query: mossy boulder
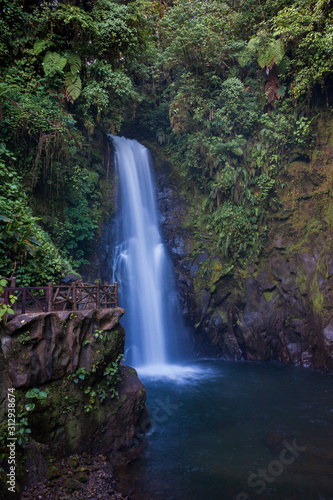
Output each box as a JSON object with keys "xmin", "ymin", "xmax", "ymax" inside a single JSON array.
[
  {"xmin": 65, "ymin": 478, "xmax": 84, "ymax": 491},
  {"xmin": 0, "ymin": 308, "xmax": 125, "ymax": 389},
  {"xmin": 0, "ymin": 308, "xmax": 150, "ymax": 494}
]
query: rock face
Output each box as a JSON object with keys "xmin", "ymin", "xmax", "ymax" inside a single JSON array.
[
  {"xmin": 153, "ymin": 137, "xmax": 333, "ymax": 373},
  {"xmin": 1, "ymin": 308, "xmax": 125, "ymax": 390},
  {"xmin": 0, "ymin": 308, "xmax": 149, "ymax": 485}
]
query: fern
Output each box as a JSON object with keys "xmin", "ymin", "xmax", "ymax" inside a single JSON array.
[
  {"xmin": 67, "ymin": 53, "xmax": 81, "ymax": 77},
  {"xmin": 257, "ymin": 39, "xmax": 284, "ymax": 69},
  {"xmin": 43, "ymin": 51, "xmax": 67, "ymax": 75},
  {"xmin": 65, "ymin": 73, "xmax": 82, "ymax": 102},
  {"xmin": 33, "ymin": 40, "xmax": 48, "ymax": 55},
  {"xmin": 0, "ymin": 83, "xmax": 20, "ymax": 97}
]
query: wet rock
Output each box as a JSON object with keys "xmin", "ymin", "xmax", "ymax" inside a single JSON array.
[
  {"xmin": 61, "ymin": 274, "xmax": 81, "ymax": 285},
  {"xmin": 190, "ymin": 263, "xmax": 199, "ymax": 276},
  {"xmin": 65, "ymin": 478, "xmax": 84, "ymax": 491},
  {"xmin": 210, "ymin": 278, "xmax": 232, "ymax": 307},
  {"xmin": 256, "ymin": 268, "xmax": 276, "ymax": 291},
  {"xmin": 0, "ymin": 308, "xmax": 150, "ymax": 497},
  {"xmin": 46, "ymin": 465, "xmax": 62, "ymax": 481},
  {"xmin": 198, "ymin": 252, "xmax": 209, "ymax": 262},
  {"xmin": 1, "ymin": 308, "xmax": 125, "ymax": 389},
  {"xmin": 75, "ymin": 469, "xmax": 89, "ymax": 483},
  {"xmin": 25, "ymin": 442, "xmax": 50, "ymax": 485},
  {"xmin": 153, "ymin": 144, "xmax": 333, "ymax": 372},
  {"xmin": 68, "ymin": 456, "xmax": 80, "ymax": 469}
]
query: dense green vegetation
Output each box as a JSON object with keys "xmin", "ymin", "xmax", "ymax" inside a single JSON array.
[{"xmin": 1, "ymin": 0, "xmax": 333, "ymax": 285}]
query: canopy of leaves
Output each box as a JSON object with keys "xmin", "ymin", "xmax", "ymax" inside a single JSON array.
[
  {"xmin": 134, "ymin": 0, "xmax": 332, "ymax": 263},
  {"xmin": 0, "ymin": 0, "xmax": 146, "ymax": 283},
  {"xmin": 1, "ymin": 0, "xmax": 333, "ymax": 280}
]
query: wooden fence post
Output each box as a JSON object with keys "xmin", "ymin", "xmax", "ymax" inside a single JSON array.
[
  {"xmin": 114, "ymin": 282, "xmax": 118, "ymax": 307},
  {"xmin": 73, "ymin": 282, "xmax": 77, "ymax": 311},
  {"xmin": 22, "ymin": 289, "xmax": 26, "ymax": 314},
  {"xmin": 96, "ymin": 282, "xmax": 100, "ymax": 309},
  {"xmin": 45, "ymin": 286, "xmax": 49, "ymax": 312},
  {"xmin": 47, "ymin": 283, "xmax": 53, "ymax": 312}
]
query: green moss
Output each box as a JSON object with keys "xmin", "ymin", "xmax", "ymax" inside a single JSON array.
[
  {"xmin": 217, "ymin": 309, "xmax": 228, "ymax": 324},
  {"xmin": 263, "ymin": 291, "xmax": 274, "ymax": 302},
  {"xmin": 310, "ymin": 272, "xmax": 324, "ymax": 314},
  {"xmin": 317, "ymin": 255, "xmax": 330, "ymax": 279},
  {"xmin": 117, "ymin": 394, "xmax": 127, "ymax": 406},
  {"xmin": 296, "ymin": 271, "xmax": 308, "ymax": 296},
  {"xmin": 46, "ymin": 465, "xmax": 62, "ymax": 480}
]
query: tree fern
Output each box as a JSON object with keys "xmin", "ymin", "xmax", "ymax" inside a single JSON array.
[
  {"xmin": 43, "ymin": 51, "xmax": 67, "ymax": 75},
  {"xmin": 65, "ymin": 73, "xmax": 82, "ymax": 102},
  {"xmin": 67, "ymin": 53, "xmax": 81, "ymax": 77},
  {"xmin": 33, "ymin": 40, "xmax": 48, "ymax": 55},
  {"xmin": 257, "ymin": 39, "xmax": 284, "ymax": 69}
]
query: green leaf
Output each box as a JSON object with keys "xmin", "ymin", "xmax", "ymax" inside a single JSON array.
[
  {"xmin": 36, "ymin": 391, "xmax": 47, "ymax": 399},
  {"xmin": 67, "ymin": 53, "xmax": 81, "ymax": 77},
  {"xmin": 231, "ymin": 146, "xmax": 243, "ymax": 156},
  {"xmin": 237, "ymin": 49, "xmax": 251, "ymax": 68},
  {"xmin": 257, "ymin": 39, "xmax": 284, "ymax": 69},
  {"xmin": 277, "ymin": 84, "xmax": 286, "ymax": 99},
  {"xmin": 25, "ymin": 403, "xmax": 36, "ymax": 412},
  {"xmin": 65, "ymin": 73, "xmax": 82, "ymax": 101},
  {"xmin": 43, "ymin": 51, "xmax": 67, "ymax": 75},
  {"xmin": 33, "ymin": 40, "xmax": 48, "ymax": 55},
  {"xmin": 26, "ymin": 388, "xmax": 39, "ymax": 398}
]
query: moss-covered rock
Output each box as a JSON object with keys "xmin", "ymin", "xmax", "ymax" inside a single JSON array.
[
  {"xmin": 0, "ymin": 308, "xmax": 125, "ymax": 389},
  {"xmin": 0, "ymin": 308, "xmax": 150, "ymax": 494},
  {"xmin": 146, "ymin": 118, "xmax": 333, "ymax": 371}
]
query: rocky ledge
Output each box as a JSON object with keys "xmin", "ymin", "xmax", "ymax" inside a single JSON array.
[{"xmin": 0, "ymin": 309, "xmax": 149, "ymax": 498}]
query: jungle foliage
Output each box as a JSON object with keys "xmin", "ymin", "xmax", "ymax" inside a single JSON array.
[
  {"xmin": 0, "ymin": 0, "xmax": 145, "ymax": 283},
  {"xmin": 1, "ymin": 0, "xmax": 333, "ymax": 282},
  {"xmin": 136, "ymin": 0, "xmax": 333, "ymax": 263}
]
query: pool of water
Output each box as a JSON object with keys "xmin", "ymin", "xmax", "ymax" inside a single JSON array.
[{"xmin": 116, "ymin": 360, "xmax": 333, "ymax": 500}]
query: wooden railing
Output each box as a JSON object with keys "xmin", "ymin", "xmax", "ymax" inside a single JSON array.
[{"xmin": 1, "ymin": 281, "xmax": 118, "ymax": 316}]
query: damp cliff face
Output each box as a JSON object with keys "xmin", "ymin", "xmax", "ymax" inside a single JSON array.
[
  {"xmin": 0, "ymin": 308, "xmax": 149, "ymax": 490},
  {"xmin": 150, "ymin": 116, "xmax": 333, "ymax": 373}
]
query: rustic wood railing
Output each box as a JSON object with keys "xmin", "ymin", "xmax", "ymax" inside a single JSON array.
[{"xmin": 0, "ymin": 280, "xmax": 118, "ymax": 316}]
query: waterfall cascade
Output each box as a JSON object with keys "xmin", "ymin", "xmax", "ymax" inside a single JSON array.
[{"xmin": 110, "ymin": 136, "xmax": 179, "ymax": 371}]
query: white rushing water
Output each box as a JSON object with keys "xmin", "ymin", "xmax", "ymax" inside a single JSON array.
[{"xmin": 110, "ymin": 136, "xmax": 180, "ymax": 371}]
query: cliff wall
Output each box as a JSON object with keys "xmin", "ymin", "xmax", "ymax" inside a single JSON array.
[{"xmin": 151, "ymin": 116, "xmax": 333, "ymax": 372}]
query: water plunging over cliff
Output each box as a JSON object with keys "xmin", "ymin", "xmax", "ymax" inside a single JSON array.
[{"xmin": 110, "ymin": 136, "xmax": 180, "ymax": 372}]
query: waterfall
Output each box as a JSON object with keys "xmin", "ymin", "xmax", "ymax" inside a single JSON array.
[{"xmin": 110, "ymin": 136, "xmax": 179, "ymax": 370}]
